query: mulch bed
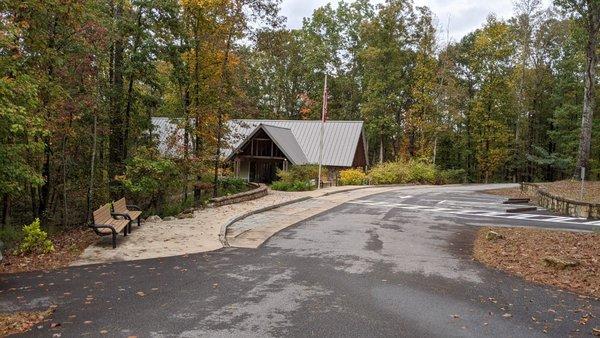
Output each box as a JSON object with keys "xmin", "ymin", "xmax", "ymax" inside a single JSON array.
[
  {"xmin": 0, "ymin": 227, "xmax": 97, "ymax": 274},
  {"xmin": 473, "ymin": 227, "xmax": 600, "ymax": 299},
  {"xmin": 0, "ymin": 307, "xmax": 55, "ymax": 337}
]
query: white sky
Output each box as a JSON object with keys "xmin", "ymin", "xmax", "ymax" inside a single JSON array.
[{"xmin": 280, "ymin": 0, "xmax": 553, "ymax": 43}]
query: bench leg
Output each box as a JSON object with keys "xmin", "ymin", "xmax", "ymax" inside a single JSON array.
[
  {"xmin": 123, "ymin": 226, "xmax": 127, "ymax": 237},
  {"xmin": 128, "ymin": 221, "xmax": 132, "ymax": 234},
  {"xmin": 138, "ymin": 218, "xmax": 141, "ymax": 227},
  {"xmin": 112, "ymin": 232, "xmax": 117, "ymax": 249}
]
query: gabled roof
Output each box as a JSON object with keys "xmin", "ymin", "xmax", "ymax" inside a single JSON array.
[
  {"xmin": 225, "ymin": 120, "xmax": 365, "ymax": 167},
  {"xmin": 150, "ymin": 117, "xmax": 367, "ymax": 167},
  {"xmin": 227, "ymin": 124, "xmax": 308, "ymax": 165}
]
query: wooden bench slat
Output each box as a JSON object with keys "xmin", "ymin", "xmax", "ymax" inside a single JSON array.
[
  {"xmin": 113, "ymin": 198, "xmax": 141, "ymax": 221},
  {"xmin": 93, "ymin": 204, "xmax": 112, "ymax": 224},
  {"xmin": 113, "ymin": 198, "xmax": 127, "ymax": 214}
]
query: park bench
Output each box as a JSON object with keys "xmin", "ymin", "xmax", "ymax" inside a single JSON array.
[
  {"xmin": 91, "ymin": 203, "xmax": 130, "ymax": 248},
  {"xmin": 112, "ymin": 198, "xmax": 142, "ymax": 228}
]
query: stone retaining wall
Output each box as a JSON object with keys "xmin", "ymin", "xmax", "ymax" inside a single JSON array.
[
  {"xmin": 521, "ymin": 182, "xmax": 600, "ymax": 219},
  {"xmin": 209, "ymin": 183, "xmax": 268, "ymax": 207}
]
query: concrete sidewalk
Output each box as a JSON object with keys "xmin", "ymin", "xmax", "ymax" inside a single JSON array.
[
  {"xmin": 73, "ymin": 185, "xmax": 394, "ymax": 266},
  {"xmin": 226, "ymin": 186, "xmax": 402, "ymax": 248}
]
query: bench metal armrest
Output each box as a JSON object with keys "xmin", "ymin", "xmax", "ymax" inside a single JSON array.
[
  {"xmin": 126, "ymin": 205, "xmax": 141, "ymax": 211},
  {"xmin": 111, "ymin": 213, "xmax": 131, "ymax": 220}
]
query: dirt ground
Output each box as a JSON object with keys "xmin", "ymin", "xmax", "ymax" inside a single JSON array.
[
  {"xmin": 481, "ymin": 187, "xmax": 529, "ymax": 199},
  {"xmin": 473, "ymin": 227, "xmax": 600, "ymax": 299},
  {"xmin": 540, "ymin": 180, "xmax": 600, "ymax": 204},
  {"xmin": 482, "ymin": 180, "xmax": 600, "ymax": 205},
  {"xmin": 0, "ymin": 228, "xmax": 97, "ymax": 274},
  {"xmin": 0, "ymin": 307, "xmax": 55, "ymax": 337}
]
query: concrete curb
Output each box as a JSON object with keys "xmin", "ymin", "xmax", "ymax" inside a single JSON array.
[
  {"xmin": 218, "ymin": 196, "xmax": 312, "ymax": 247},
  {"xmin": 217, "ymin": 185, "xmax": 387, "ymax": 247}
]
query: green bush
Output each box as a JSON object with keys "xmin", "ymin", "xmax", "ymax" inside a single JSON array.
[
  {"xmin": 408, "ymin": 161, "xmax": 436, "ymax": 184},
  {"xmin": 117, "ymin": 146, "xmax": 181, "ymax": 209},
  {"xmin": 218, "ymin": 177, "xmax": 247, "ymax": 193},
  {"xmin": 0, "ymin": 226, "xmax": 22, "ymax": 250},
  {"xmin": 18, "ymin": 218, "xmax": 54, "ymax": 254},
  {"xmin": 368, "ymin": 162, "xmax": 403, "ymax": 184},
  {"xmin": 271, "ymin": 180, "xmax": 313, "ymax": 191},
  {"xmin": 339, "ymin": 168, "xmax": 368, "ymax": 185},
  {"xmin": 276, "ymin": 164, "xmax": 327, "ymax": 183},
  {"xmin": 435, "ymin": 169, "xmax": 466, "ymax": 184},
  {"xmin": 368, "ymin": 160, "xmax": 454, "ymax": 185}
]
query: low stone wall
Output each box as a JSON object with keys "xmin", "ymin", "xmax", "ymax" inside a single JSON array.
[
  {"xmin": 209, "ymin": 183, "xmax": 268, "ymax": 207},
  {"xmin": 521, "ymin": 182, "xmax": 600, "ymax": 219}
]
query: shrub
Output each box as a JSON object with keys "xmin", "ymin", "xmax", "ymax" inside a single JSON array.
[
  {"xmin": 271, "ymin": 180, "xmax": 313, "ymax": 191},
  {"xmin": 339, "ymin": 168, "xmax": 367, "ymax": 185},
  {"xmin": 0, "ymin": 226, "xmax": 22, "ymax": 249},
  {"xmin": 218, "ymin": 177, "xmax": 247, "ymax": 192},
  {"xmin": 435, "ymin": 169, "xmax": 466, "ymax": 184},
  {"xmin": 408, "ymin": 160, "xmax": 436, "ymax": 184},
  {"xmin": 276, "ymin": 164, "xmax": 327, "ymax": 184},
  {"xmin": 18, "ymin": 218, "xmax": 54, "ymax": 254},
  {"xmin": 117, "ymin": 146, "xmax": 181, "ymax": 209},
  {"xmin": 368, "ymin": 160, "xmax": 444, "ymax": 185},
  {"xmin": 368, "ymin": 162, "xmax": 402, "ymax": 184}
]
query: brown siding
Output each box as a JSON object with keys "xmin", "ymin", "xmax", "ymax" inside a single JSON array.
[{"xmin": 352, "ymin": 132, "xmax": 367, "ymax": 168}]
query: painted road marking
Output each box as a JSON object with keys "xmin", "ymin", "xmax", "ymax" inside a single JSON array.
[{"xmin": 348, "ymin": 200, "xmax": 599, "ymax": 227}]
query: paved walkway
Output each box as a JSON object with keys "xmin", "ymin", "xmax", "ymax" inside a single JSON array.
[
  {"xmin": 226, "ymin": 186, "xmax": 401, "ymax": 248},
  {"xmin": 74, "ymin": 186, "xmax": 391, "ymax": 266},
  {"xmin": 4, "ymin": 184, "xmax": 598, "ymax": 337}
]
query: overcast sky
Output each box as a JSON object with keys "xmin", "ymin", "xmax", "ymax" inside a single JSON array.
[{"xmin": 280, "ymin": 0, "xmax": 553, "ymax": 43}]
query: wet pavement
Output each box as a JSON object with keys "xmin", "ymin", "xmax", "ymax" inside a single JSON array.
[{"xmin": 1, "ymin": 184, "xmax": 599, "ymax": 337}]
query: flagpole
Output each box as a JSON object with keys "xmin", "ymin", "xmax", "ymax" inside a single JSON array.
[{"xmin": 318, "ymin": 74, "xmax": 327, "ymax": 189}]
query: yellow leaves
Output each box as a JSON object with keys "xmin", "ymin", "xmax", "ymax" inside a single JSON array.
[{"xmin": 180, "ymin": 0, "xmax": 230, "ymax": 11}]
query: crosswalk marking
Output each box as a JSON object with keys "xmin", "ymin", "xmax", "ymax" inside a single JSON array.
[{"xmin": 348, "ymin": 200, "xmax": 599, "ymax": 227}]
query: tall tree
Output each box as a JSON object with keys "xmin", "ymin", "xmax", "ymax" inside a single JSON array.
[{"xmin": 555, "ymin": 0, "xmax": 600, "ymax": 178}]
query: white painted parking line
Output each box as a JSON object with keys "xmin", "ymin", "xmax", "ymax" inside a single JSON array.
[{"xmin": 348, "ymin": 199, "xmax": 599, "ymax": 227}]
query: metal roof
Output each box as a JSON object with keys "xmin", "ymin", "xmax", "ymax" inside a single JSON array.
[
  {"xmin": 150, "ymin": 117, "xmax": 189, "ymax": 157},
  {"xmin": 150, "ymin": 117, "xmax": 366, "ymax": 167},
  {"xmin": 261, "ymin": 124, "xmax": 309, "ymax": 165},
  {"xmin": 226, "ymin": 124, "xmax": 308, "ymax": 165},
  {"xmin": 225, "ymin": 119, "xmax": 365, "ymax": 167}
]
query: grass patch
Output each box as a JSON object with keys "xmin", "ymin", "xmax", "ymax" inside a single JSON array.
[{"xmin": 474, "ymin": 227, "xmax": 600, "ymax": 298}]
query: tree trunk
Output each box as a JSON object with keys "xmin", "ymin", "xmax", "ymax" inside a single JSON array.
[
  {"xmin": 86, "ymin": 115, "xmax": 98, "ymax": 224},
  {"xmin": 192, "ymin": 13, "xmax": 203, "ymax": 203},
  {"xmin": 213, "ymin": 11, "xmax": 237, "ymax": 198},
  {"xmin": 39, "ymin": 15, "xmax": 59, "ymax": 225},
  {"xmin": 123, "ymin": 6, "xmax": 144, "ymax": 159},
  {"xmin": 109, "ymin": 0, "xmax": 126, "ymax": 197},
  {"xmin": 379, "ymin": 133, "xmax": 384, "ymax": 163},
  {"xmin": 62, "ymin": 136, "xmax": 68, "ymax": 227},
  {"xmin": 2, "ymin": 195, "xmax": 9, "ymax": 229},
  {"xmin": 573, "ymin": 7, "xmax": 598, "ymax": 179}
]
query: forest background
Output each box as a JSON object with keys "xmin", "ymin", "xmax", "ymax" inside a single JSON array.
[{"xmin": 1, "ymin": 0, "xmax": 598, "ymax": 229}]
